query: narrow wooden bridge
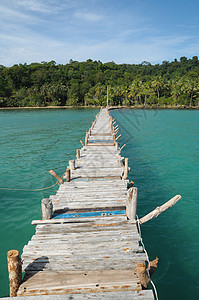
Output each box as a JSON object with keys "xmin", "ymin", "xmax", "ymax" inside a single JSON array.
[{"xmin": 6, "ymin": 108, "xmax": 156, "ymax": 299}]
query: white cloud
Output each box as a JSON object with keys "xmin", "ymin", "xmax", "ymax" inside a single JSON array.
[{"xmin": 74, "ymin": 10, "xmax": 103, "ymax": 22}]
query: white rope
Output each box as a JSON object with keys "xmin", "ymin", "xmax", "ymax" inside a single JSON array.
[{"xmin": 136, "ymin": 215, "xmax": 159, "ymax": 300}]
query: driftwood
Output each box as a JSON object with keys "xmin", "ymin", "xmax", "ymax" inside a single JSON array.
[
  {"xmin": 139, "ymin": 195, "xmax": 182, "ymax": 224},
  {"xmin": 48, "ymin": 170, "xmax": 64, "ymax": 184},
  {"xmin": 7, "ymin": 250, "xmax": 22, "ymax": 297},
  {"xmin": 137, "ymin": 257, "xmax": 159, "ymax": 289}
]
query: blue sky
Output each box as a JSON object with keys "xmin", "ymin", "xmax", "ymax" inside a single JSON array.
[{"xmin": 1, "ymin": 0, "xmax": 199, "ymax": 66}]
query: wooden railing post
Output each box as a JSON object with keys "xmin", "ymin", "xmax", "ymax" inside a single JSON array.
[
  {"xmin": 76, "ymin": 149, "xmax": 80, "ymax": 159},
  {"xmin": 66, "ymin": 168, "xmax": 71, "ymax": 182},
  {"xmin": 117, "ymin": 155, "xmax": 123, "ymax": 166},
  {"xmin": 123, "ymin": 158, "xmax": 129, "ymax": 179},
  {"xmin": 116, "ymin": 134, "xmax": 121, "ymax": 141},
  {"xmin": 69, "ymin": 159, "xmax": 75, "ymax": 170},
  {"xmin": 41, "ymin": 198, "xmax": 53, "ymax": 220},
  {"xmin": 113, "ymin": 133, "xmax": 116, "ymax": 145},
  {"xmin": 7, "ymin": 250, "xmax": 22, "ymax": 297},
  {"xmin": 126, "ymin": 187, "xmax": 137, "ymax": 220},
  {"xmin": 85, "ymin": 133, "xmax": 89, "ymax": 146},
  {"xmin": 80, "ymin": 140, "xmax": 84, "ymax": 147}
]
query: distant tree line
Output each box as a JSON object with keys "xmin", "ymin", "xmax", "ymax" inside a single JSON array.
[{"xmin": 0, "ymin": 56, "xmax": 199, "ymax": 107}]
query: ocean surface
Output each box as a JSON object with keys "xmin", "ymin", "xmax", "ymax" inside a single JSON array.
[{"xmin": 0, "ymin": 108, "xmax": 198, "ymax": 299}]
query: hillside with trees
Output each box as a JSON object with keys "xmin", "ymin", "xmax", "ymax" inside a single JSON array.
[{"xmin": 0, "ymin": 56, "xmax": 199, "ymax": 107}]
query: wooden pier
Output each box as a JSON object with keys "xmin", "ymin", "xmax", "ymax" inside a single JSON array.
[{"xmin": 6, "ymin": 108, "xmax": 156, "ymax": 299}]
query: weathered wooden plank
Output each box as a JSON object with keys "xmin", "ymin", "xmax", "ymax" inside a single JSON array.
[
  {"xmin": 3, "ymin": 290, "xmax": 154, "ymax": 299},
  {"xmin": 17, "ymin": 270, "xmax": 141, "ymax": 296}
]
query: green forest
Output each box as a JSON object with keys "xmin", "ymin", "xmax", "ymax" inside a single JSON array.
[{"xmin": 0, "ymin": 56, "xmax": 199, "ymax": 108}]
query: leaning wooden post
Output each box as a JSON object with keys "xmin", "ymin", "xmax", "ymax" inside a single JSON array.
[
  {"xmin": 76, "ymin": 149, "xmax": 80, "ymax": 159},
  {"xmin": 123, "ymin": 158, "xmax": 129, "ymax": 179},
  {"xmin": 139, "ymin": 195, "xmax": 182, "ymax": 224},
  {"xmin": 41, "ymin": 198, "xmax": 53, "ymax": 220},
  {"xmin": 7, "ymin": 250, "xmax": 22, "ymax": 297},
  {"xmin": 120, "ymin": 143, "xmax": 126, "ymax": 151},
  {"xmin": 48, "ymin": 170, "xmax": 64, "ymax": 184},
  {"xmin": 80, "ymin": 140, "xmax": 84, "ymax": 147},
  {"xmin": 69, "ymin": 159, "xmax": 75, "ymax": 170},
  {"xmin": 126, "ymin": 187, "xmax": 137, "ymax": 220},
  {"xmin": 66, "ymin": 168, "xmax": 71, "ymax": 182},
  {"xmin": 116, "ymin": 134, "xmax": 121, "ymax": 141}
]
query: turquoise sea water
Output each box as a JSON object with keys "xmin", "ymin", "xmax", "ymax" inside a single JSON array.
[{"xmin": 0, "ymin": 108, "xmax": 198, "ymax": 299}]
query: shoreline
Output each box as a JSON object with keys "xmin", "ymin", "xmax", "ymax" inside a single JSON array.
[{"xmin": 0, "ymin": 105, "xmax": 198, "ymax": 110}]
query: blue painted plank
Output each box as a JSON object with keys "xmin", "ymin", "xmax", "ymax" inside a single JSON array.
[{"xmin": 52, "ymin": 210, "xmax": 126, "ymax": 219}]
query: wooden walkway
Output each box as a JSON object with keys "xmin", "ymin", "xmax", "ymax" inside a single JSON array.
[{"xmin": 15, "ymin": 108, "xmax": 154, "ymax": 299}]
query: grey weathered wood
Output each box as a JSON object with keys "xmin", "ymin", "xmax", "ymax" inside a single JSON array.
[
  {"xmin": 41, "ymin": 198, "xmax": 53, "ymax": 220},
  {"xmin": 123, "ymin": 157, "xmax": 129, "ymax": 180},
  {"xmin": 69, "ymin": 159, "xmax": 75, "ymax": 170},
  {"xmin": 4, "ymin": 290, "xmax": 154, "ymax": 299},
  {"xmin": 76, "ymin": 149, "xmax": 80, "ymax": 159},
  {"xmin": 126, "ymin": 187, "xmax": 138, "ymax": 221}
]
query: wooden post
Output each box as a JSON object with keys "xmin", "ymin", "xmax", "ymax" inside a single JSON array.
[
  {"xmin": 76, "ymin": 149, "xmax": 80, "ymax": 159},
  {"xmin": 69, "ymin": 159, "xmax": 75, "ymax": 170},
  {"xmin": 48, "ymin": 170, "xmax": 64, "ymax": 184},
  {"xmin": 120, "ymin": 144, "xmax": 126, "ymax": 151},
  {"xmin": 113, "ymin": 133, "xmax": 116, "ymax": 145},
  {"xmin": 85, "ymin": 133, "xmax": 89, "ymax": 146},
  {"xmin": 66, "ymin": 168, "xmax": 70, "ymax": 182},
  {"xmin": 123, "ymin": 158, "xmax": 128, "ymax": 179},
  {"xmin": 80, "ymin": 140, "xmax": 84, "ymax": 147},
  {"xmin": 117, "ymin": 155, "xmax": 123, "ymax": 166},
  {"xmin": 136, "ymin": 263, "xmax": 150, "ymax": 289},
  {"xmin": 116, "ymin": 134, "xmax": 121, "ymax": 141},
  {"xmin": 41, "ymin": 198, "xmax": 53, "ymax": 220},
  {"xmin": 7, "ymin": 250, "xmax": 22, "ymax": 297},
  {"xmin": 137, "ymin": 257, "xmax": 159, "ymax": 289},
  {"xmin": 126, "ymin": 187, "xmax": 137, "ymax": 220}
]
